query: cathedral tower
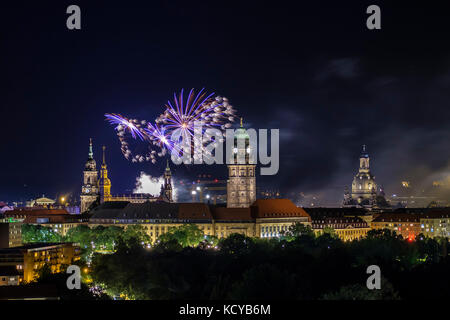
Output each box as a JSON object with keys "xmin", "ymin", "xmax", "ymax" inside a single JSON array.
[
  {"xmin": 226, "ymin": 118, "xmax": 256, "ymax": 208},
  {"xmin": 160, "ymin": 160, "xmax": 173, "ymax": 202},
  {"xmin": 99, "ymin": 146, "xmax": 112, "ymax": 203},
  {"xmin": 350, "ymin": 145, "xmax": 377, "ymax": 205},
  {"xmin": 80, "ymin": 138, "xmax": 99, "ymax": 212}
]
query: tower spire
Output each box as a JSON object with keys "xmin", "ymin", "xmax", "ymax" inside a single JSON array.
[
  {"xmin": 360, "ymin": 144, "xmax": 369, "ymax": 158},
  {"xmin": 102, "ymin": 146, "xmax": 106, "ymax": 165},
  {"xmin": 240, "ymin": 117, "xmax": 243, "ymax": 128},
  {"xmin": 88, "ymin": 138, "xmax": 93, "ymax": 159}
]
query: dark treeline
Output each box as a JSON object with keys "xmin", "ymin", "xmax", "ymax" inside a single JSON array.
[{"xmin": 90, "ymin": 224, "xmax": 450, "ymax": 300}]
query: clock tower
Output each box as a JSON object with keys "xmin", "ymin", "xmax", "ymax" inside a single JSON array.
[
  {"xmin": 80, "ymin": 138, "xmax": 99, "ymax": 212},
  {"xmin": 226, "ymin": 118, "xmax": 256, "ymax": 208}
]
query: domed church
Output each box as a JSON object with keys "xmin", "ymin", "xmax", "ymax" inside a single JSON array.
[{"xmin": 343, "ymin": 145, "xmax": 380, "ymax": 209}]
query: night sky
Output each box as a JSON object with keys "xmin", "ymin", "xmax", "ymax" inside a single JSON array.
[{"xmin": 2, "ymin": 1, "xmax": 450, "ymax": 205}]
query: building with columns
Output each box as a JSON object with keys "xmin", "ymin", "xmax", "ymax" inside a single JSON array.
[{"xmin": 226, "ymin": 119, "xmax": 256, "ymax": 208}]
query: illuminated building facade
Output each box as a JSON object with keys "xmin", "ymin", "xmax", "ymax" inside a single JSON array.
[
  {"xmin": 419, "ymin": 209, "xmax": 450, "ymax": 238},
  {"xmin": 0, "ymin": 222, "xmax": 22, "ymax": 248},
  {"xmin": 26, "ymin": 196, "xmax": 56, "ymax": 208},
  {"xmin": 311, "ymin": 217, "xmax": 370, "ymax": 241},
  {"xmin": 3, "ymin": 209, "xmax": 89, "ymax": 236},
  {"xmin": 343, "ymin": 145, "xmax": 382, "ymax": 209},
  {"xmin": 371, "ymin": 214, "xmax": 421, "ymax": 240},
  {"xmin": 0, "ymin": 243, "xmax": 80, "ymax": 283},
  {"xmin": 89, "ymin": 199, "xmax": 311, "ymax": 243},
  {"xmin": 371, "ymin": 208, "xmax": 450, "ymax": 239},
  {"xmin": 80, "ymin": 139, "xmax": 99, "ymax": 213},
  {"xmin": 227, "ymin": 119, "xmax": 256, "ymax": 208}
]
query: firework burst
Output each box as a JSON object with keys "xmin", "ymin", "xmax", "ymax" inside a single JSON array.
[
  {"xmin": 105, "ymin": 88, "xmax": 237, "ymax": 164},
  {"xmin": 105, "ymin": 113, "xmax": 158, "ymax": 163},
  {"xmin": 156, "ymin": 88, "xmax": 236, "ymax": 137}
]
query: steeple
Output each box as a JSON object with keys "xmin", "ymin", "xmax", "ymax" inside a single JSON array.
[
  {"xmin": 88, "ymin": 138, "xmax": 94, "ymax": 159},
  {"xmin": 102, "ymin": 146, "xmax": 106, "ymax": 167},
  {"xmin": 99, "ymin": 145, "xmax": 111, "ymax": 202},
  {"xmin": 160, "ymin": 159, "xmax": 173, "ymax": 202},
  {"xmin": 81, "ymin": 138, "xmax": 99, "ymax": 212},
  {"xmin": 165, "ymin": 159, "xmax": 170, "ymax": 172},
  {"xmin": 84, "ymin": 138, "xmax": 97, "ymax": 171},
  {"xmin": 360, "ymin": 144, "xmax": 369, "ymax": 158}
]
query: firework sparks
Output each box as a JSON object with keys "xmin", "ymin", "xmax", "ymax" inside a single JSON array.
[
  {"xmin": 157, "ymin": 88, "xmax": 236, "ymax": 137},
  {"xmin": 105, "ymin": 88, "xmax": 237, "ymax": 164}
]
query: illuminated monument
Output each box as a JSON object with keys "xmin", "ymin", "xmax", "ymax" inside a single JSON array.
[
  {"xmin": 80, "ymin": 139, "xmax": 174, "ymax": 213},
  {"xmin": 226, "ymin": 119, "xmax": 256, "ymax": 208},
  {"xmin": 343, "ymin": 145, "xmax": 379, "ymax": 208},
  {"xmin": 80, "ymin": 139, "xmax": 99, "ymax": 213}
]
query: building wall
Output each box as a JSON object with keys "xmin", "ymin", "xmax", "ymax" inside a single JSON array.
[
  {"xmin": 227, "ymin": 165, "xmax": 256, "ymax": 208},
  {"xmin": 0, "ymin": 223, "xmax": 22, "ymax": 248},
  {"xmin": 0, "ymin": 243, "xmax": 80, "ymax": 283},
  {"xmin": 371, "ymin": 220, "xmax": 421, "ymax": 240},
  {"xmin": 314, "ymin": 227, "xmax": 371, "ymax": 242},
  {"xmin": 420, "ymin": 217, "xmax": 450, "ymax": 238},
  {"xmin": 257, "ymin": 217, "xmax": 311, "ymax": 238},
  {"xmin": 0, "ymin": 274, "xmax": 20, "ymax": 286},
  {"xmin": 90, "ymin": 218, "xmax": 313, "ymax": 243},
  {"xmin": 22, "ymin": 244, "xmax": 80, "ymax": 282}
]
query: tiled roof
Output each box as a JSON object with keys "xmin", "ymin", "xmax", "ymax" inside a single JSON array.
[
  {"xmin": 372, "ymin": 213, "xmax": 421, "ymax": 223},
  {"xmin": 211, "ymin": 207, "xmax": 253, "ymax": 221},
  {"xmin": 5, "ymin": 209, "xmax": 69, "ymax": 216},
  {"xmin": 251, "ymin": 199, "xmax": 310, "ymax": 219},
  {"xmin": 122, "ymin": 201, "xmax": 179, "ymax": 219},
  {"xmin": 420, "ymin": 209, "xmax": 450, "ymax": 219},
  {"xmin": 90, "ymin": 199, "xmax": 312, "ymax": 222},
  {"xmin": 91, "ymin": 201, "xmax": 179, "ymax": 220},
  {"xmin": 179, "ymin": 203, "xmax": 213, "ymax": 220},
  {"xmin": 304, "ymin": 207, "xmax": 369, "ymax": 218}
]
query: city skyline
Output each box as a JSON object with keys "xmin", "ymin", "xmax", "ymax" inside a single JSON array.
[{"xmin": 2, "ymin": 2, "xmax": 450, "ymax": 206}]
